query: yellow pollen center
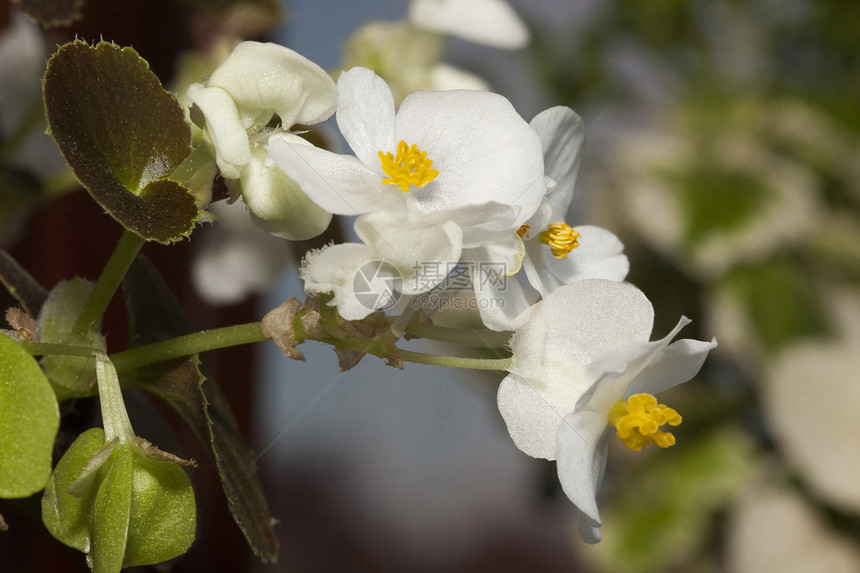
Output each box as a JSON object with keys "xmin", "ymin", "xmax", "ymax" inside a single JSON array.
[
  {"xmin": 378, "ymin": 140, "xmax": 439, "ymax": 192},
  {"xmin": 608, "ymin": 393, "xmax": 682, "ymax": 451},
  {"xmin": 517, "ymin": 224, "xmax": 531, "ymax": 238},
  {"xmin": 538, "ymin": 222, "xmax": 580, "ymax": 258}
]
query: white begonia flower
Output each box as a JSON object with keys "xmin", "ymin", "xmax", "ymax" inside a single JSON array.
[
  {"xmin": 409, "ymin": 0, "xmax": 530, "ymax": 49},
  {"xmin": 187, "ymin": 41, "xmax": 336, "ymax": 239},
  {"xmin": 765, "ymin": 337, "xmax": 860, "ymax": 512},
  {"xmin": 269, "ymin": 66, "xmax": 545, "ymax": 319},
  {"xmin": 728, "ymin": 486, "xmax": 860, "ymax": 573},
  {"xmin": 472, "ymin": 106, "xmax": 629, "ymax": 331},
  {"xmin": 192, "ymin": 200, "xmax": 293, "ymax": 305},
  {"xmin": 497, "ymin": 279, "xmax": 716, "ymax": 542}
]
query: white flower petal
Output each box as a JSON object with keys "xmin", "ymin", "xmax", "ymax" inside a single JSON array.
[
  {"xmin": 577, "ymin": 317, "xmax": 694, "ymax": 414},
  {"xmin": 300, "ymin": 243, "xmax": 381, "ymax": 320},
  {"xmin": 240, "ymin": 142, "xmax": 332, "ymax": 240},
  {"xmin": 267, "ymin": 134, "xmax": 401, "ymax": 215},
  {"xmin": 394, "ymin": 89, "xmax": 545, "ymax": 220},
  {"xmin": 465, "ymin": 247, "xmax": 534, "ymax": 331},
  {"xmin": 627, "ymin": 336, "xmax": 717, "ymax": 397},
  {"xmin": 511, "ymin": 280, "xmax": 654, "ymax": 385},
  {"xmin": 355, "ymin": 210, "xmax": 463, "ymax": 295},
  {"xmin": 451, "ymin": 202, "xmax": 523, "ymax": 246},
  {"xmin": 497, "ymin": 373, "xmax": 567, "ymax": 460},
  {"xmin": 409, "ymin": 0, "xmax": 530, "ymax": 49},
  {"xmin": 542, "ymin": 225, "xmax": 630, "ymax": 288},
  {"xmin": 207, "ymin": 41, "xmax": 337, "ymax": 129},
  {"xmin": 336, "ymin": 67, "xmax": 397, "ymax": 170},
  {"xmin": 188, "ymin": 83, "xmax": 250, "ymax": 179},
  {"xmin": 556, "ymin": 412, "xmax": 611, "ymax": 524},
  {"xmin": 530, "ymin": 106, "xmax": 585, "ymax": 216}
]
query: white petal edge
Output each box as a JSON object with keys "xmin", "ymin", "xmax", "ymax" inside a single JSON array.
[
  {"xmin": 530, "ymin": 106, "xmax": 585, "ymax": 216},
  {"xmin": 188, "ymin": 83, "xmax": 250, "ymax": 179}
]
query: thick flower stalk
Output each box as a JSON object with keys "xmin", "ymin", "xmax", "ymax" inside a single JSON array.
[
  {"xmin": 497, "ymin": 279, "xmax": 716, "ymax": 542},
  {"xmin": 269, "ymin": 67, "xmax": 546, "ymax": 319}
]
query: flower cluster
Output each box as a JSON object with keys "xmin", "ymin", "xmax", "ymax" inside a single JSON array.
[{"xmin": 190, "ymin": 39, "xmax": 716, "ymax": 543}]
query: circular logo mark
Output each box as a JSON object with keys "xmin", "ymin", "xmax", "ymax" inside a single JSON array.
[{"xmin": 352, "ymin": 260, "xmax": 402, "ymax": 312}]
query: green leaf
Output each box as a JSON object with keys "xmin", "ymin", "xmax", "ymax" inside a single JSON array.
[
  {"xmin": 0, "ymin": 334, "xmax": 60, "ymax": 497},
  {"xmin": 43, "ymin": 41, "xmax": 198, "ymax": 243},
  {"xmin": 121, "ymin": 257, "xmax": 278, "ymax": 562},
  {"xmin": 723, "ymin": 259, "xmax": 830, "ymax": 353},
  {"xmin": 0, "ymin": 247, "xmax": 47, "ymax": 317},
  {"xmin": 37, "ymin": 278, "xmax": 106, "ymax": 400}
]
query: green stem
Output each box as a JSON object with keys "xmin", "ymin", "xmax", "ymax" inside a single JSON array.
[
  {"xmin": 21, "ymin": 340, "xmax": 101, "ymax": 358},
  {"xmin": 95, "ymin": 354, "xmax": 134, "ymax": 443},
  {"xmin": 72, "ymin": 230, "xmax": 145, "ymax": 337},
  {"xmin": 405, "ymin": 322, "xmax": 512, "ymax": 349},
  {"xmin": 168, "ymin": 145, "xmax": 211, "ymax": 186},
  {"xmin": 111, "ymin": 322, "xmax": 267, "ymax": 372},
  {"xmin": 0, "ymin": 99, "xmax": 44, "ymax": 161},
  {"xmin": 110, "ymin": 321, "xmax": 512, "ymax": 373}
]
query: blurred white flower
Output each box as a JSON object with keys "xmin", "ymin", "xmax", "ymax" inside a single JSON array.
[
  {"xmin": 727, "ymin": 486, "xmax": 860, "ymax": 573},
  {"xmin": 191, "ymin": 200, "xmax": 293, "ymax": 305},
  {"xmin": 270, "ymin": 67, "xmax": 545, "ymax": 319},
  {"xmin": 765, "ymin": 329, "xmax": 860, "ymax": 512},
  {"xmin": 497, "ymin": 279, "xmax": 715, "ymax": 542},
  {"xmin": 614, "ymin": 128, "xmax": 820, "ymax": 278},
  {"xmin": 408, "ymin": 0, "xmax": 529, "ymax": 49}
]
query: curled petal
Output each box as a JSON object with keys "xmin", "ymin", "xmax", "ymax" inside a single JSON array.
[
  {"xmin": 557, "ymin": 414, "xmax": 611, "ymax": 532},
  {"xmin": 240, "ymin": 141, "xmax": 332, "ymax": 240},
  {"xmin": 207, "ymin": 41, "xmax": 337, "ymax": 129},
  {"xmin": 300, "ymin": 243, "xmax": 381, "ymax": 320},
  {"xmin": 188, "ymin": 84, "xmax": 249, "ymax": 179}
]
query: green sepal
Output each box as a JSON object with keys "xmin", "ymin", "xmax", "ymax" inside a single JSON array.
[
  {"xmin": 43, "ymin": 40, "xmax": 198, "ymax": 243},
  {"xmin": 0, "ymin": 334, "xmax": 60, "ymax": 497},
  {"xmin": 41, "ymin": 428, "xmax": 196, "ymax": 571},
  {"xmin": 37, "ymin": 278, "xmax": 106, "ymax": 400}
]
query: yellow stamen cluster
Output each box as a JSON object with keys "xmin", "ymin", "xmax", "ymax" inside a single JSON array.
[
  {"xmin": 378, "ymin": 140, "xmax": 439, "ymax": 192},
  {"xmin": 517, "ymin": 224, "xmax": 531, "ymax": 239},
  {"xmin": 538, "ymin": 222, "xmax": 580, "ymax": 258},
  {"xmin": 608, "ymin": 393, "xmax": 682, "ymax": 451}
]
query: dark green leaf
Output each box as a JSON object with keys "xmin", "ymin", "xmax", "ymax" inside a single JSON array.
[
  {"xmin": 43, "ymin": 41, "xmax": 198, "ymax": 243},
  {"xmin": 0, "ymin": 247, "xmax": 47, "ymax": 316},
  {"xmin": 12, "ymin": 0, "xmax": 85, "ymax": 28},
  {"xmin": 0, "ymin": 333, "xmax": 59, "ymax": 497},
  {"xmin": 121, "ymin": 257, "xmax": 278, "ymax": 562}
]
